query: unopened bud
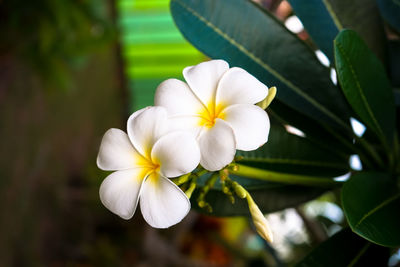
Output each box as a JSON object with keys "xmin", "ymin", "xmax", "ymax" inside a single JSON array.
[
  {"xmin": 246, "ymin": 194, "xmax": 273, "ymax": 243},
  {"xmin": 232, "ymin": 182, "xmax": 247, "ymax": 199}
]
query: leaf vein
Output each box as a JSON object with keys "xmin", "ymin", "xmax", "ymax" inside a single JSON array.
[
  {"xmin": 174, "ymin": 0, "xmax": 349, "ymax": 129},
  {"xmin": 347, "ymin": 243, "xmax": 370, "ymax": 267},
  {"xmin": 241, "ymin": 157, "xmax": 347, "ymax": 168},
  {"xmin": 336, "ymin": 42, "xmax": 384, "ymax": 138},
  {"xmin": 355, "ymin": 192, "xmax": 400, "ymax": 228},
  {"xmin": 322, "ymin": 0, "xmax": 343, "ymax": 30}
]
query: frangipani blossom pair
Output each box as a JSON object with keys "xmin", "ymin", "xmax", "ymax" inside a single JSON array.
[{"xmin": 97, "ymin": 60, "xmax": 271, "ymax": 228}]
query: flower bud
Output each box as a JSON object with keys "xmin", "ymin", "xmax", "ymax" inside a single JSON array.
[{"xmin": 246, "ymin": 194, "xmax": 273, "ymax": 243}]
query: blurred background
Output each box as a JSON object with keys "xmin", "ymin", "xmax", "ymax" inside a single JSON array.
[{"xmin": 0, "ymin": 0, "xmax": 372, "ymax": 266}]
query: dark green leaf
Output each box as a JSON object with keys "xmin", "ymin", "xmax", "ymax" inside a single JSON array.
[
  {"xmin": 342, "ymin": 172, "xmax": 400, "ymax": 247},
  {"xmin": 237, "ymin": 124, "xmax": 349, "ymax": 177},
  {"xmin": 193, "ymin": 175, "xmax": 324, "ymax": 216},
  {"xmin": 377, "ymin": 0, "xmax": 400, "ymax": 34},
  {"xmin": 388, "ymin": 40, "xmax": 400, "ymax": 87},
  {"xmin": 289, "ymin": 0, "xmax": 386, "ymax": 63},
  {"xmin": 335, "ymin": 29, "xmax": 396, "ymax": 144},
  {"xmin": 394, "ymin": 89, "xmax": 400, "ymax": 106},
  {"xmin": 170, "ymin": 0, "xmax": 352, "ymax": 131},
  {"xmin": 268, "ymin": 100, "xmax": 353, "ymax": 157},
  {"xmin": 295, "ymin": 228, "xmax": 390, "ymax": 267}
]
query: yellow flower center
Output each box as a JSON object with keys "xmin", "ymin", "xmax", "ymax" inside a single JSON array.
[
  {"xmin": 134, "ymin": 152, "xmax": 161, "ymax": 182},
  {"xmin": 198, "ymin": 102, "xmax": 226, "ymax": 128}
]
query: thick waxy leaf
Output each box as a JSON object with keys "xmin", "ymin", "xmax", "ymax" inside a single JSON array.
[
  {"xmin": 295, "ymin": 228, "xmax": 390, "ymax": 267},
  {"xmin": 237, "ymin": 124, "xmax": 349, "ymax": 177},
  {"xmin": 171, "ymin": 0, "xmax": 352, "ymax": 131},
  {"xmin": 289, "ymin": 0, "xmax": 386, "ymax": 62},
  {"xmin": 388, "ymin": 40, "xmax": 400, "ymax": 87},
  {"xmin": 192, "ymin": 176, "xmax": 324, "ymax": 216},
  {"xmin": 377, "ymin": 0, "xmax": 400, "ymax": 34},
  {"xmin": 335, "ymin": 30, "xmax": 396, "ymax": 144},
  {"xmin": 395, "ymin": 89, "xmax": 400, "ymax": 106},
  {"xmin": 342, "ymin": 172, "xmax": 400, "ymax": 247},
  {"xmin": 268, "ymin": 101, "xmax": 353, "ymax": 156}
]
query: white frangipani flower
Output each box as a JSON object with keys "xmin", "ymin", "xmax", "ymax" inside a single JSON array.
[
  {"xmin": 97, "ymin": 106, "xmax": 200, "ymax": 228},
  {"xmin": 155, "ymin": 60, "xmax": 270, "ymax": 171}
]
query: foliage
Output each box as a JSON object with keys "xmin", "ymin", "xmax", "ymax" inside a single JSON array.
[{"xmin": 170, "ymin": 0, "xmax": 400, "ymax": 262}]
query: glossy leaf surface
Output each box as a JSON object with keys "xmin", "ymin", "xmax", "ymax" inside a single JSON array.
[
  {"xmin": 289, "ymin": 0, "xmax": 385, "ymax": 62},
  {"xmin": 192, "ymin": 174, "xmax": 324, "ymax": 216},
  {"xmin": 296, "ymin": 228, "xmax": 390, "ymax": 267},
  {"xmin": 171, "ymin": 0, "xmax": 352, "ymax": 130},
  {"xmin": 335, "ymin": 30, "xmax": 396, "ymax": 144},
  {"xmin": 342, "ymin": 172, "xmax": 400, "ymax": 247},
  {"xmin": 237, "ymin": 124, "xmax": 349, "ymax": 176}
]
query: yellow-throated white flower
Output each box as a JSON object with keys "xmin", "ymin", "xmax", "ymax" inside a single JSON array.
[
  {"xmin": 97, "ymin": 106, "xmax": 200, "ymax": 228},
  {"xmin": 155, "ymin": 60, "xmax": 270, "ymax": 171}
]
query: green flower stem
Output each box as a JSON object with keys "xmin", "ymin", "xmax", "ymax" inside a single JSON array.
[
  {"xmin": 231, "ymin": 164, "xmax": 343, "ymax": 187},
  {"xmin": 171, "ymin": 173, "xmax": 191, "ymax": 186},
  {"xmin": 171, "ymin": 168, "xmax": 207, "ymax": 186},
  {"xmin": 185, "ymin": 177, "xmax": 197, "ymax": 199},
  {"xmin": 197, "ymin": 172, "xmax": 219, "ymax": 212}
]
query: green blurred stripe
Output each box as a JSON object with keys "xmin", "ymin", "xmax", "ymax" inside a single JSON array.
[
  {"xmin": 126, "ymin": 55, "xmax": 202, "ymax": 66},
  {"xmin": 122, "ymin": 32, "xmax": 184, "ymax": 44},
  {"xmin": 129, "ymin": 79, "xmax": 163, "ymax": 110},
  {"xmin": 118, "ymin": 0, "xmax": 204, "ymax": 109},
  {"xmin": 124, "ymin": 43, "xmax": 198, "ymax": 52},
  {"xmin": 124, "ymin": 49, "xmax": 201, "ymax": 58},
  {"xmin": 118, "ymin": 0, "xmax": 168, "ymax": 11},
  {"xmin": 120, "ymin": 24, "xmax": 177, "ymax": 36},
  {"xmin": 127, "ymin": 65, "xmax": 186, "ymax": 78},
  {"xmin": 119, "ymin": 13, "xmax": 172, "ymax": 25}
]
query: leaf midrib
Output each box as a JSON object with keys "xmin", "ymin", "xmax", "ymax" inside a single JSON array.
[
  {"xmin": 173, "ymin": 0, "xmax": 350, "ymax": 130},
  {"xmin": 241, "ymin": 157, "xmax": 347, "ymax": 169},
  {"xmin": 322, "ymin": 0, "xmax": 343, "ymax": 30},
  {"xmin": 355, "ymin": 192, "xmax": 400, "ymax": 228},
  {"xmin": 335, "ymin": 40, "xmax": 385, "ymax": 139}
]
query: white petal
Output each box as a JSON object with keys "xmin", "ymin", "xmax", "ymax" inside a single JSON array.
[
  {"xmin": 97, "ymin": 128, "xmax": 143, "ymax": 171},
  {"xmin": 168, "ymin": 115, "xmax": 204, "ymax": 138},
  {"xmin": 99, "ymin": 168, "xmax": 147, "ymax": 220},
  {"xmin": 183, "ymin": 60, "xmax": 229, "ymax": 106},
  {"xmin": 151, "ymin": 131, "xmax": 200, "ymax": 178},
  {"xmin": 198, "ymin": 119, "xmax": 236, "ymax": 171},
  {"xmin": 223, "ymin": 104, "xmax": 270, "ymax": 151},
  {"xmin": 155, "ymin": 78, "xmax": 205, "ymax": 116},
  {"xmin": 140, "ymin": 174, "xmax": 190, "ymax": 228},
  {"xmin": 216, "ymin": 67, "xmax": 268, "ymax": 106},
  {"xmin": 127, "ymin": 106, "xmax": 168, "ymax": 158}
]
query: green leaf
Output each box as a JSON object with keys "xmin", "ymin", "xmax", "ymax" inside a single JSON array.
[
  {"xmin": 377, "ymin": 0, "xmax": 400, "ymax": 34},
  {"xmin": 170, "ymin": 0, "xmax": 352, "ymax": 131},
  {"xmin": 295, "ymin": 228, "xmax": 390, "ymax": 267},
  {"xmin": 237, "ymin": 124, "xmax": 349, "ymax": 177},
  {"xmin": 388, "ymin": 40, "xmax": 400, "ymax": 88},
  {"xmin": 192, "ymin": 175, "xmax": 325, "ymax": 216},
  {"xmin": 334, "ymin": 29, "xmax": 396, "ymax": 144},
  {"xmin": 268, "ymin": 101, "xmax": 353, "ymax": 157},
  {"xmin": 342, "ymin": 172, "xmax": 400, "ymax": 247},
  {"xmin": 394, "ymin": 89, "xmax": 400, "ymax": 106},
  {"xmin": 289, "ymin": 0, "xmax": 386, "ymax": 63}
]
